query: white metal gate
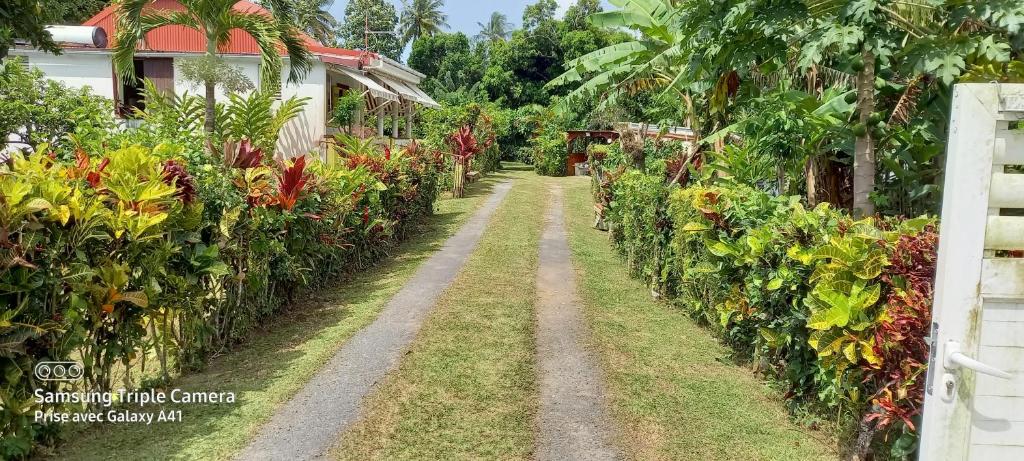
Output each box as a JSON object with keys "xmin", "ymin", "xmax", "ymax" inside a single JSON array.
[{"xmin": 920, "ymin": 83, "xmax": 1024, "ymax": 460}]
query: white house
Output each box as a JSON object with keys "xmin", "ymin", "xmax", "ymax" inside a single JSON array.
[{"xmin": 7, "ymin": 0, "xmax": 439, "ymax": 158}]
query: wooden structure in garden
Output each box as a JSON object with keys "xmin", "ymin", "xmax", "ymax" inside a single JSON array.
[
  {"xmin": 565, "ymin": 124, "xmax": 698, "ymax": 176},
  {"xmin": 565, "ymin": 130, "xmax": 618, "ymax": 176}
]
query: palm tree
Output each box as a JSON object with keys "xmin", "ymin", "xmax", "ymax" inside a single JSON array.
[
  {"xmin": 114, "ymin": 0, "xmax": 314, "ymax": 135},
  {"xmin": 475, "ymin": 12, "xmax": 512, "ymax": 43},
  {"xmin": 260, "ymin": 0, "xmax": 338, "ymax": 45},
  {"xmin": 399, "ymin": 0, "xmax": 448, "ymax": 48},
  {"xmin": 293, "ymin": 0, "xmax": 338, "ymax": 45}
]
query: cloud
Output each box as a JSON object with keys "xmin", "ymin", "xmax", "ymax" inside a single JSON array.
[{"xmin": 555, "ymin": 0, "xmax": 574, "ymax": 16}]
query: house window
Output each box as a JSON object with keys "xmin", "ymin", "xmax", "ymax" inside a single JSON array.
[
  {"xmin": 328, "ymin": 83, "xmax": 351, "ymax": 113},
  {"xmin": 118, "ymin": 57, "xmax": 173, "ymax": 118}
]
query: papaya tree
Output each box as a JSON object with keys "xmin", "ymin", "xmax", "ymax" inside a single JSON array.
[{"xmin": 799, "ymin": 0, "xmax": 1019, "ymax": 217}]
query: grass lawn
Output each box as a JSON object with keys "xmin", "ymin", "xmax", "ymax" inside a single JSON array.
[
  {"xmin": 560, "ymin": 176, "xmax": 839, "ymax": 461},
  {"xmin": 331, "ymin": 168, "xmax": 544, "ymax": 460},
  {"xmin": 49, "ymin": 169, "xmax": 517, "ymax": 461}
]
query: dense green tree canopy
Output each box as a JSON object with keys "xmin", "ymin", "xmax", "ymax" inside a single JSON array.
[
  {"xmin": 336, "ymin": 0, "xmax": 402, "ymax": 60},
  {"xmin": 521, "ymin": 0, "xmax": 557, "ymax": 31},
  {"xmin": 479, "ymin": 0, "xmax": 625, "ymax": 108},
  {"xmin": 408, "ymin": 31, "xmax": 484, "ymax": 101},
  {"xmin": 562, "ymin": 0, "xmax": 601, "ymax": 31}
]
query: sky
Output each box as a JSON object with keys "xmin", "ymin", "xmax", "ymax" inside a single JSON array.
[{"xmin": 327, "ymin": 0, "xmax": 613, "ymax": 43}]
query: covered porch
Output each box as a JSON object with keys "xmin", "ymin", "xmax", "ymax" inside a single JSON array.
[{"xmin": 323, "ymin": 62, "xmax": 440, "ymax": 148}]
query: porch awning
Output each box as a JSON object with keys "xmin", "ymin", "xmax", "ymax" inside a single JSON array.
[
  {"xmin": 332, "ymin": 66, "xmax": 398, "ymax": 102},
  {"xmin": 407, "ymin": 84, "xmax": 441, "ymax": 109},
  {"xmin": 371, "ymin": 74, "xmax": 441, "ymax": 109}
]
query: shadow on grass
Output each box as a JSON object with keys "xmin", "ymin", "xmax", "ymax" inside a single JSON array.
[
  {"xmin": 499, "ymin": 162, "xmax": 535, "ymax": 172},
  {"xmin": 50, "ymin": 174, "xmax": 512, "ymax": 461}
]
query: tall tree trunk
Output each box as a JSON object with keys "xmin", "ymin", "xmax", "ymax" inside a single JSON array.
[
  {"xmin": 805, "ymin": 66, "xmax": 819, "ymax": 206},
  {"xmin": 204, "ymin": 79, "xmax": 216, "ymax": 135},
  {"xmin": 853, "ymin": 50, "xmax": 876, "ymax": 218},
  {"xmin": 204, "ymin": 39, "xmax": 218, "ymax": 138}
]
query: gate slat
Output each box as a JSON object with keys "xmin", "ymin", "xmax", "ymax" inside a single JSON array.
[
  {"xmin": 985, "ymin": 216, "xmax": 1024, "ymax": 250},
  {"xmin": 993, "ymin": 130, "xmax": 1024, "ymax": 165},
  {"xmin": 970, "ymin": 419, "xmax": 1024, "ymax": 445},
  {"xmin": 974, "ymin": 395, "xmax": 1024, "ymax": 422},
  {"xmin": 980, "ymin": 260, "xmax": 1024, "ymax": 299},
  {"xmin": 969, "ymin": 446, "xmax": 1024, "ymax": 459},
  {"xmin": 989, "ymin": 173, "xmax": 1024, "ymax": 209}
]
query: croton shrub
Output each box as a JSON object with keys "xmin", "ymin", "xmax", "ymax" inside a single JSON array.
[
  {"xmin": 0, "ymin": 138, "xmax": 440, "ymax": 457},
  {"xmin": 595, "ymin": 154, "xmax": 936, "ymax": 458},
  {"xmin": 419, "ymin": 102, "xmax": 502, "ymax": 188}
]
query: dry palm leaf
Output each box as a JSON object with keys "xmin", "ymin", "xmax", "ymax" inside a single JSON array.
[{"xmin": 888, "ymin": 74, "xmax": 925, "ymax": 126}]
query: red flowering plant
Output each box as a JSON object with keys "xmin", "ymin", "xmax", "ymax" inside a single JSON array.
[
  {"xmin": 274, "ymin": 156, "xmax": 310, "ymax": 212},
  {"xmin": 449, "ymin": 125, "xmax": 482, "ymax": 163},
  {"xmin": 448, "ymin": 125, "xmax": 484, "ymax": 198},
  {"xmin": 67, "ymin": 150, "xmax": 110, "ymax": 188}
]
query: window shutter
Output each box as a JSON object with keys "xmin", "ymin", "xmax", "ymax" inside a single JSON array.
[{"xmin": 143, "ymin": 58, "xmax": 174, "ymax": 95}]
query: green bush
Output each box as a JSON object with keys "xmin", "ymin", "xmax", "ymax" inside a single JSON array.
[
  {"xmin": 0, "ymin": 58, "xmax": 115, "ymax": 157},
  {"xmin": 531, "ymin": 133, "xmax": 567, "ymax": 176},
  {"xmin": 418, "ymin": 102, "xmax": 508, "ymax": 193},
  {"xmin": 595, "ymin": 157, "xmax": 937, "ymax": 457},
  {"xmin": 0, "ymin": 85, "xmax": 442, "ymax": 457}
]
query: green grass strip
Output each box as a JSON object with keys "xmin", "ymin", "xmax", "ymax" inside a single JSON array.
[
  {"xmin": 52, "ymin": 171, "xmax": 518, "ymax": 461},
  {"xmin": 332, "ymin": 169, "xmax": 545, "ymax": 460},
  {"xmin": 561, "ymin": 177, "xmax": 838, "ymax": 461}
]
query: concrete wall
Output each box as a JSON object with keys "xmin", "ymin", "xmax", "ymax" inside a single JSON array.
[
  {"xmin": 172, "ymin": 55, "xmax": 262, "ymax": 102},
  {"xmin": 277, "ymin": 61, "xmax": 326, "ymax": 159},
  {"xmin": 10, "ymin": 50, "xmax": 116, "ymax": 99}
]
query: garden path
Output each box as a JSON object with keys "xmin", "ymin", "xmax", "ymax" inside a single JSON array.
[
  {"xmin": 235, "ymin": 181, "xmax": 513, "ymax": 461},
  {"xmin": 534, "ymin": 184, "xmax": 622, "ymax": 460}
]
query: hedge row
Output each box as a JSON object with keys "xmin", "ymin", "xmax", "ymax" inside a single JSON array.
[
  {"xmin": 0, "ymin": 140, "xmax": 440, "ymax": 457},
  {"xmin": 593, "ymin": 147, "xmax": 936, "ymax": 458}
]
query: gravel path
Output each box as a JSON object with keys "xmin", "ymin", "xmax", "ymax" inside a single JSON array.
[
  {"xmin": 534, "ymin": 184, "xmax": 622, "ymax": 461},
  {"xmin": 235, "ymin": 181, "xmax": 512, "ymax": 461}
]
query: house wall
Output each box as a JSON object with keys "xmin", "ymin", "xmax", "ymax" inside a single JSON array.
[
  {"xmin": 7, "ymin": 50, "xmax": 327, "ymax": 159},
  {"xmin": 277, "ymin": 60, "xmax": 326, "ymax": 158},
  {"xmin": 10, "ymin": 50, "xmax": 116, "ymax": 99},
  {"xmin": 172, "ymin": 55, "xmax": 261, "ymax": 101}
]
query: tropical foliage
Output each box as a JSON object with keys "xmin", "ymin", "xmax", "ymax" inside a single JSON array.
[
  {"xmin": 419, "ymin": 102, "xmax": 504, "ymax": 191},
  {"xmin": 0, "ymin": 58, "xmax": 114, "ymax": 154},
  {"xmin": 552, "ymin": 0, "xmax": 1024, "ymax": 216},
  {"xmin": 0, "ymin": 74, "xmax": 441, "ymax": 458},
  {"xmin": 590, "ymin": 140, "xmax": 936, "ymax": 458}
]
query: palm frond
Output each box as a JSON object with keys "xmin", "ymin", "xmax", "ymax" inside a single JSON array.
[
  {"xmin": 114, "ymin": 10, "xmax": 199, "ymax": 81},
  {"xmin": 888, "ymin": 74, "xmax": 925, "ymax": 125}
]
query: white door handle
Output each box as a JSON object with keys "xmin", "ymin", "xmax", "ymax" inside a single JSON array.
[{"xmin": 945, "ymin": 340, "xmax": 1012, "ymax": 379}]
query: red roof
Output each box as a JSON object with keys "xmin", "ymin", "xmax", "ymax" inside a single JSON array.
[{"xmin": 80, "ymin": 0, "xmax": 364, "ymax": 65}]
